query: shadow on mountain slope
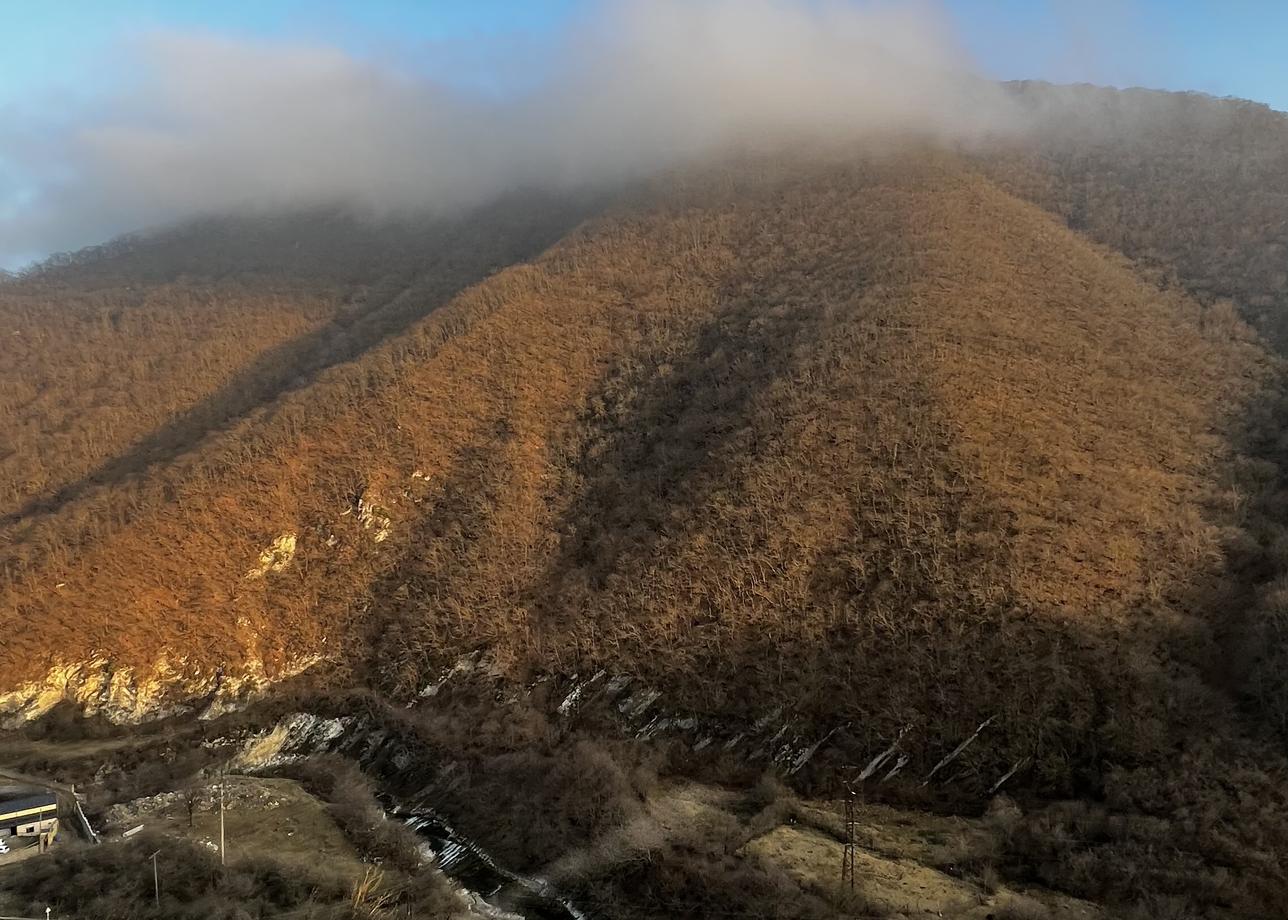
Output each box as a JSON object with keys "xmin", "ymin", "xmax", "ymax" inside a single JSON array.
[{"xmin": 0, "ymin": 193, "xmax": 598, "ymax": 567}]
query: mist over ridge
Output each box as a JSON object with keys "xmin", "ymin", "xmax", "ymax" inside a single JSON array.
[{"xmin": 0, "ymin": 0, "xmax": 1023, "ymax": 268}]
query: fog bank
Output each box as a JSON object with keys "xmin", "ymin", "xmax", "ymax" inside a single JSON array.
[{"xmin": 0, "ymin": 0, "xmax": 1019, "ymax": 267}]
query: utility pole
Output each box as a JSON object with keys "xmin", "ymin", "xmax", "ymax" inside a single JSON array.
[
  {"xmin": 219, "ymin": 777, "xmax": 226, "ymax": 866},
  {"xmin": 151, "ymin": 849, "xmax": 160, "ymax": 907},
  {"xmin": 840, "ymin": 766, "xmax": 859, "ymax": 892}
]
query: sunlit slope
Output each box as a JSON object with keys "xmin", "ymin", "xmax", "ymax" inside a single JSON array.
[
  {"xmin": 0, "ymin": 195, "xmax": 592, "ymax": 571},
  {"xmin": 1, "ymin": 153, "xmax": 1275, "ymax": 789},
  {"xmin": 0, "ymin": 281, "xmax": 339, "ymax": 519},
  {"xmin": 0, "ymin": 185, "xmax": 741, "ymax": 685}
]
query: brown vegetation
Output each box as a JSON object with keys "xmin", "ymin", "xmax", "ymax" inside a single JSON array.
[
  {"xmin": 988, "ymin": 82, "xmax": 1288, "ymax": 346},
  {"xmin": 0, "ymin": 808, "xmax": 458, "ymax": 919},
  {"xmin": 0, "ymin": 280, "xmax": 338, "ymax": 519},
  {"xmin": 0, "ymin": 152, "xmax": 1277, "ymax": 777},
  {"xmin": 980, "ymin": 83, "xmax": 1288, "ymax": 764},
  {"xmin": 0, "ymin": 193, "xmax": 592, "ymax": 578},
  {"xmin": 5, "ymin": 93, "xmax": 1288, "ymax": 915},
  {"xmin": 2, "ymin": 833, "xmax": 356, "ymax": 920},
  {"xmin": 278, "ymin": 756, "xmax": 429, "ymax": 873}
]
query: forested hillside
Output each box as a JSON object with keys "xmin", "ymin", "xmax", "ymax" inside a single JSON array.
[
  {"xmin": 1, "ymin": 150, "xmax": 1278, "ymax": 775},
  {"xmin": 978, "ymin": 83, "xmax": 1288, "ymax": 756},
  {"xmin": 0, "ymin": 194, "xmax": 594, "ymax": 572},
  {"xmin": 989, "ymin": 82, "xmax": 1288, "ymax": 342},
  {"xmin": 0, "ymin": 281, "xmax": 338, "ymax": 519},
  {"xmin": 5, "ymin": 86, "xmax": 1288, "ymax": 917}
]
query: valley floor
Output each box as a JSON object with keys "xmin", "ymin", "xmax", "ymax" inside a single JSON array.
[{"xmin": 0, "ymin": 707, "xmax": 1115, "ymax": 920}]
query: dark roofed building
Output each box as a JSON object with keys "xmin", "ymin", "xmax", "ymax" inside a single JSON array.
[{"xmin": 0, "ymin": 793, "xmax": 58, "ymax": 838}]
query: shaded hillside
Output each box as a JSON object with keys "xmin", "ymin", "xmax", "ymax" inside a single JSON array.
[
  {"xmin": 363, "ymin": 153, "xmax": 1279, "ymax": 791},
  {"xmin": 24, "ymin": 192, "xmax": 592, "ymax": 288},
  {"xmin": 985, "ymin": 82, "xmax": 1288, "ymax": 343},
  {"xmin": 972, "ymin": 84, "xmax": 1288, "ymax": 760}
]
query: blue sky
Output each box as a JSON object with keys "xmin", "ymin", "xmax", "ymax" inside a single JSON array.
[
  {"xmin": 946, "ymin": 0, "xmax": 1288, "ymax": 110},
  {"xmin": 1, "ymin": 0, "xmax": 1284, "ymax": 111},
  {"xmin": 0, "ymin": 1, "xmax": 585, "ymax": 103}
]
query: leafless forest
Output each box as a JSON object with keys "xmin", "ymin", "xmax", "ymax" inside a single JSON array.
[{"xmin": 4, "ymin": 85, "xmax": 1288, "ymax": 917}]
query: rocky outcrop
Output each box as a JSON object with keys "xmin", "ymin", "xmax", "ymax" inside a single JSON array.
[
  {"xmin": 0, "ymin": 653, "xmax": 320, "ymax": 729},
  {"xmin": 230, "ymin": 711, "xmax": 350, "ymax": 770},
  {"xmin": 245, "ymin": 532, "xmax": 297, "ymax": 578}
]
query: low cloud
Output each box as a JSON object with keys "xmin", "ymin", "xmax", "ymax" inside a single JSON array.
[{"xmin": 0, "ymin": 0, "xmax": 1019, "ymax": 267}]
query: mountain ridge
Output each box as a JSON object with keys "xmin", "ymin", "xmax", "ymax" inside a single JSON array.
[
  {"xmin": 3, "ymin": 150, "xmax": 1279, "ymax": 786},
  {"xmin": 8, "ymin": 85, "xmax": 1288, "ymax": 917}
]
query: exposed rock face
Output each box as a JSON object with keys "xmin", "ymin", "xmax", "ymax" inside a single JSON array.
[
  {"xmin": 0, "ymin": 654, "xmax": 320, "ymax": 728},
  {"xmin": 245, "ymin": 532, "xmax": 298, "ymax": 578},
  {"xmin": 356, "ymin": 496, "xmax": 392, "ymax": 543},
  {"xmin": 231, "ymin": 712, "xmax": 350, "ymax": 770}
]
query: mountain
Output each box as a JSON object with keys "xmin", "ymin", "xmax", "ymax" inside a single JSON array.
[
  {"xmin": 990, "ymin": 81, "xmax": 1288, "ymax": 343},
  {"xmin": 0, "ymin": 195, "xmax": 596, "ymax": 529},
  {"xmin": 4, "ymin": 87, "xmax": 1288, "ymax": 918}
]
